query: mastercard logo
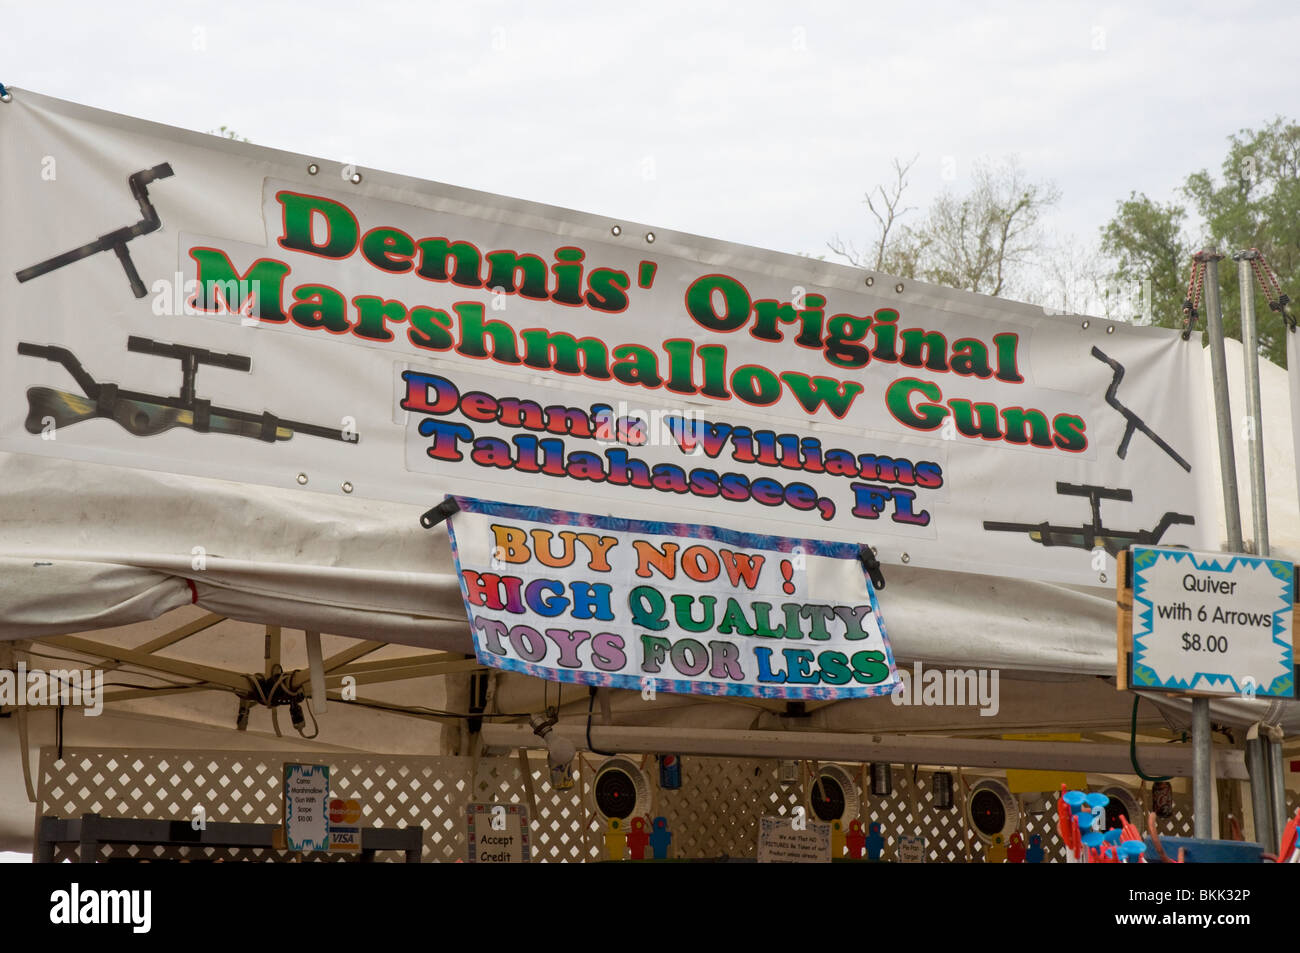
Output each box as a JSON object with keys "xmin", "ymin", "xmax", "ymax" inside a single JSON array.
[{"xmin": 328, "ymin": 798, "xmax": 361, "ymax": 824}]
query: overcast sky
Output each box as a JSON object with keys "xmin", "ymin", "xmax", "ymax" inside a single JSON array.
[{"xmin": 5, "ymin": 1, "xmax": 1299, "ymax": 277}]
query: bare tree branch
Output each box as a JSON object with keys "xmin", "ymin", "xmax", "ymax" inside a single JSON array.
[{"xmin": 828, "ymin": 154, "xmax": 919, "ymax": 271}]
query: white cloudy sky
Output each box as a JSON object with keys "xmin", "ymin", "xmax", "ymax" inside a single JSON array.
[{"xmin": 4, "ymin": 0, "xmax": 1299, "ymax": 271}]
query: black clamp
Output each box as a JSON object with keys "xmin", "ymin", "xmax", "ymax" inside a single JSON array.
[
  {"xmin": 258, "ymin": 411, "xmax": 278, "ymax": 442},
  {"xmin": 420, "ymin": 497, "xmax": 461, "ymax": 529},
  {"xmin": 193, "ymin": 399, "xmax": 211, "ymax": 433},
  {"xmin": 857, "ymin": 544, "xmax": 886, "ymax": 591},
  {"xmin": 95, "ymin": 382, "xmax": 120, "ymax": 415},
  {"xmin": 1268, "ymin": 292, "xmax": 1297, "ymax": 333},
  {"xmin": 1180, "ymin": 297, "xmax": 1198, "ymax": 340}
]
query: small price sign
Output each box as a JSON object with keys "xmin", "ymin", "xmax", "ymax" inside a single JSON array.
[{"xmin": 1121, "ymin": 547, "xmax": 1294, "ymax": 698}]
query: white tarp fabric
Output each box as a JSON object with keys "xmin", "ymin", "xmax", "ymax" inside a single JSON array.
[
  {"xmin": 1, "ymin": 89, "xmax": 1216, "ymax": 597},
  {"xmin": 5, "ymin": 337, "xmax": 1294, "ymax": 687}
]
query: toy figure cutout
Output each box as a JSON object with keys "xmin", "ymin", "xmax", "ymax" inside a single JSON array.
[
  {"xmin": 846, "ymin": 819, "xmax": 867, "ymax": 859},
  {"xmin": 831, "ymin": 819, "xmax": 845, "ymax": 858},
  {"xmin": 627, "ymin": 816, "xmax": 650, "ymax": 860},
  {"xmin": 986, "ymin": 832, "xmax": 1007, "ymax": 863},
  {"xmin": 1025, "ymin": 834, "xmax": 1045, "ymax": 863},
  {"xmin": 865, "ymin": 821, "xmax": 885, "ymax": 861},
  {"xmin": 605, "ymin": 817, "xmax": 627, "ymax": 861},
  {"xmin": 1006, "ymin": 831, "xmax": 1026, "ymax": 863},
  {"xmin": 649, "ymin": 816, "xmax": 672, "ymax": 859}
]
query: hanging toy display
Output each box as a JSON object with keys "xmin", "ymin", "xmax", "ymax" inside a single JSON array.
[{"xmin": 1057, "ymin": 785, "xmax": 1146, "ymax": 862}]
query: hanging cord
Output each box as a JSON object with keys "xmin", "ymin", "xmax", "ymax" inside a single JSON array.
[
  {"xmin": 1130, "ymin": 695, "xmax": 1172, "ymax": 782},
  {"xmin": 1243, "ymin": 249, "xmax": 1297, "ymax": 332},
  {"xmin": 1181, "ymin": 256, "xmax": 1207, "ymax": 340}
]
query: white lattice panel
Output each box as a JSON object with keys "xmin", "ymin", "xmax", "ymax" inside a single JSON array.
[{"xmin": 34, "ymin": 747, "xmax": 1216, "ymax": 862}]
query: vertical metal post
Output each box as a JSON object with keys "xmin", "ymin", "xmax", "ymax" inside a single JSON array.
[
  {"xmin": 1236, "ymin": 253, "xmax": 1270, "ymax": 556},
  {"xmin": 1201, "ymin": 250, "xmax": 1244, "ymax": 550},
  {"xmin": 1235, "ymin": 251, "xmax": 1288, "ymax": 846},
  {"xmin": 1269, "ymin": 732, "xmax": 1288, "ymax": 851},
  {"xmin": 1209, "ymin": 250, "xmax": 1277, "ymax": 843},
  {"xmin": 1192, "ymin": 697, "xmax": 1212, "ymax": 838},
  {"xmin": 1245, "ymin": 734, "xmax": 1275, "ymax": 849},
  {"xmin": 1185, "ymin": 249, "xmax": 1245, "ymax": 842}
]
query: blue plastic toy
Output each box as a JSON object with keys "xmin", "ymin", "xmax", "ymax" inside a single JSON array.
[
  {"xmin": 1025, "ymin": 834, "xmax": 1045, "ymax": 863},
  {"xmin": 865, "ymin": 822, "xmax": 885, "ymax": 861},
  {"xmin": 649, "ymin": 816, "xmax": 672, "ymax": 859}
]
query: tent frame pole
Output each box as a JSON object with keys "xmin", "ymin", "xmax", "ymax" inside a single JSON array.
[
  {"xmin": 1201, "ymin": 249, "xmax": 1243, "ymax": 549},
  {"xmin": 1183, "ymin": 247, "xmax": 1245, "ymax": 842},
  {"xmin": 1234, "ymin": 250, "xmax": 1286, "ymax": 847}
]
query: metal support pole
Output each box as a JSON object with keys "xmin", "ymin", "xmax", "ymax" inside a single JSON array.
[
  {"xmin": 1201, "ymin": 250, "xmax": 1244, "ymax": 550},
  {"xmin": 1186, "ymin": 249, "xmax": 1241, "ymax": 842},
  {"xmin": 1245, "ymin": 733, "xmax": 1275, "ymax": 849},
  {"xmin": 1235, "ymin": 251, "xmax": 1288, "ymax": 846},
  {"xmin": 1236, "ymin": 253, "xmax": 1270, "ymax": 555},
  {"xmin": 1269, "ymin": 731, "xmax": 1287, "ymax": 851},
  {"xmin": 1192, "ymin": 697, "xmax": 1213, "ymax": 838}
]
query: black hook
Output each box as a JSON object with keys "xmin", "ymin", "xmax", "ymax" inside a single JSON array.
[
  {"xmin": 420, "ymin": 496, "xmax": 461, "ymax": 528},
  {"xmin": 857, "ymin": 544, "xmax": 886, "ymax": 591}
]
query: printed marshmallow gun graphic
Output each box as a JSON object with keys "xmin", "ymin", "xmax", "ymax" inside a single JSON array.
[
  {"xmin": 17, "ymin": 336, "xmax": 357, "ymax": 444},
  {"xmin": 15, "ymin": 163, "xmax": 175, "ymax": 299}
]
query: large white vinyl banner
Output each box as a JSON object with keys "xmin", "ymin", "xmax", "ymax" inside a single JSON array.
[{"xmin": 0, "ymin": 89, "xmax": 1217, "ymax": 586}]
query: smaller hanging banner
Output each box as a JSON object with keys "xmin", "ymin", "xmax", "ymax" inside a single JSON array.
[
  {"xmin": 442, "ymin": 496, "xmax": 899, "ymax": 699},
  {"xmin": 1128, "ymin": 546, "xmax": 1294, "ymax": 698}
]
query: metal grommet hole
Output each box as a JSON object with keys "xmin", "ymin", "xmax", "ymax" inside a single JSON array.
[
  {"xmin": 307, "ymin": 163, "xmax": 320, "ymax": 175},
  {"xmin": 1106, "ymin": 325, "xmax": 1115, "ymax": 334},
  {"xmin": 342, "ymin": 481, "xmax": 353, "ymax": 494},
  {"xmin": 610, "ymin": 225, "xmax": 622, "ymax": 236},
  {"xmin": 894, "ymin": 282, "xmax": 905, "ymax": 293},
  {"xmin": 901, "ymin": 552, "xmax": 910, "ymax": 563},
  {"xmin": 296, "ymin": 473, "xmax": 308, "ymax": 485},
  {"xmin": 645, "ymin": 232, "xmax": 656, "ymax": 244},
  {"xmin": 350, "ymin": 172, "xmax": 362, "ymax": 184},
  {"xmin": 865, "ymin": 276, "xmax": 875, "ymax": 287},
  {"xmin": 1082, "ymin": 320, "xmax": 1090, "ymax": 329}
]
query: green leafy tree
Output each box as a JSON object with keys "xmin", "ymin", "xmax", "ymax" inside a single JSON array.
[
  {"xmin": 1101, "ymin": 117, "xmax": 1300, "ymax": 364},
  {"xmin": 1098, "ymin": 193, "xmax": 1189, "ymax": 325}
]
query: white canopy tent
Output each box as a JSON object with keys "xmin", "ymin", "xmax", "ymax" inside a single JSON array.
[
  {"xmin": 1, "ymin": 88, "xmax": 1296, "ymax": 858},
  {"xmin": 2, "ymin": 337, "xmax": 1297, "ymax": 853}
]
